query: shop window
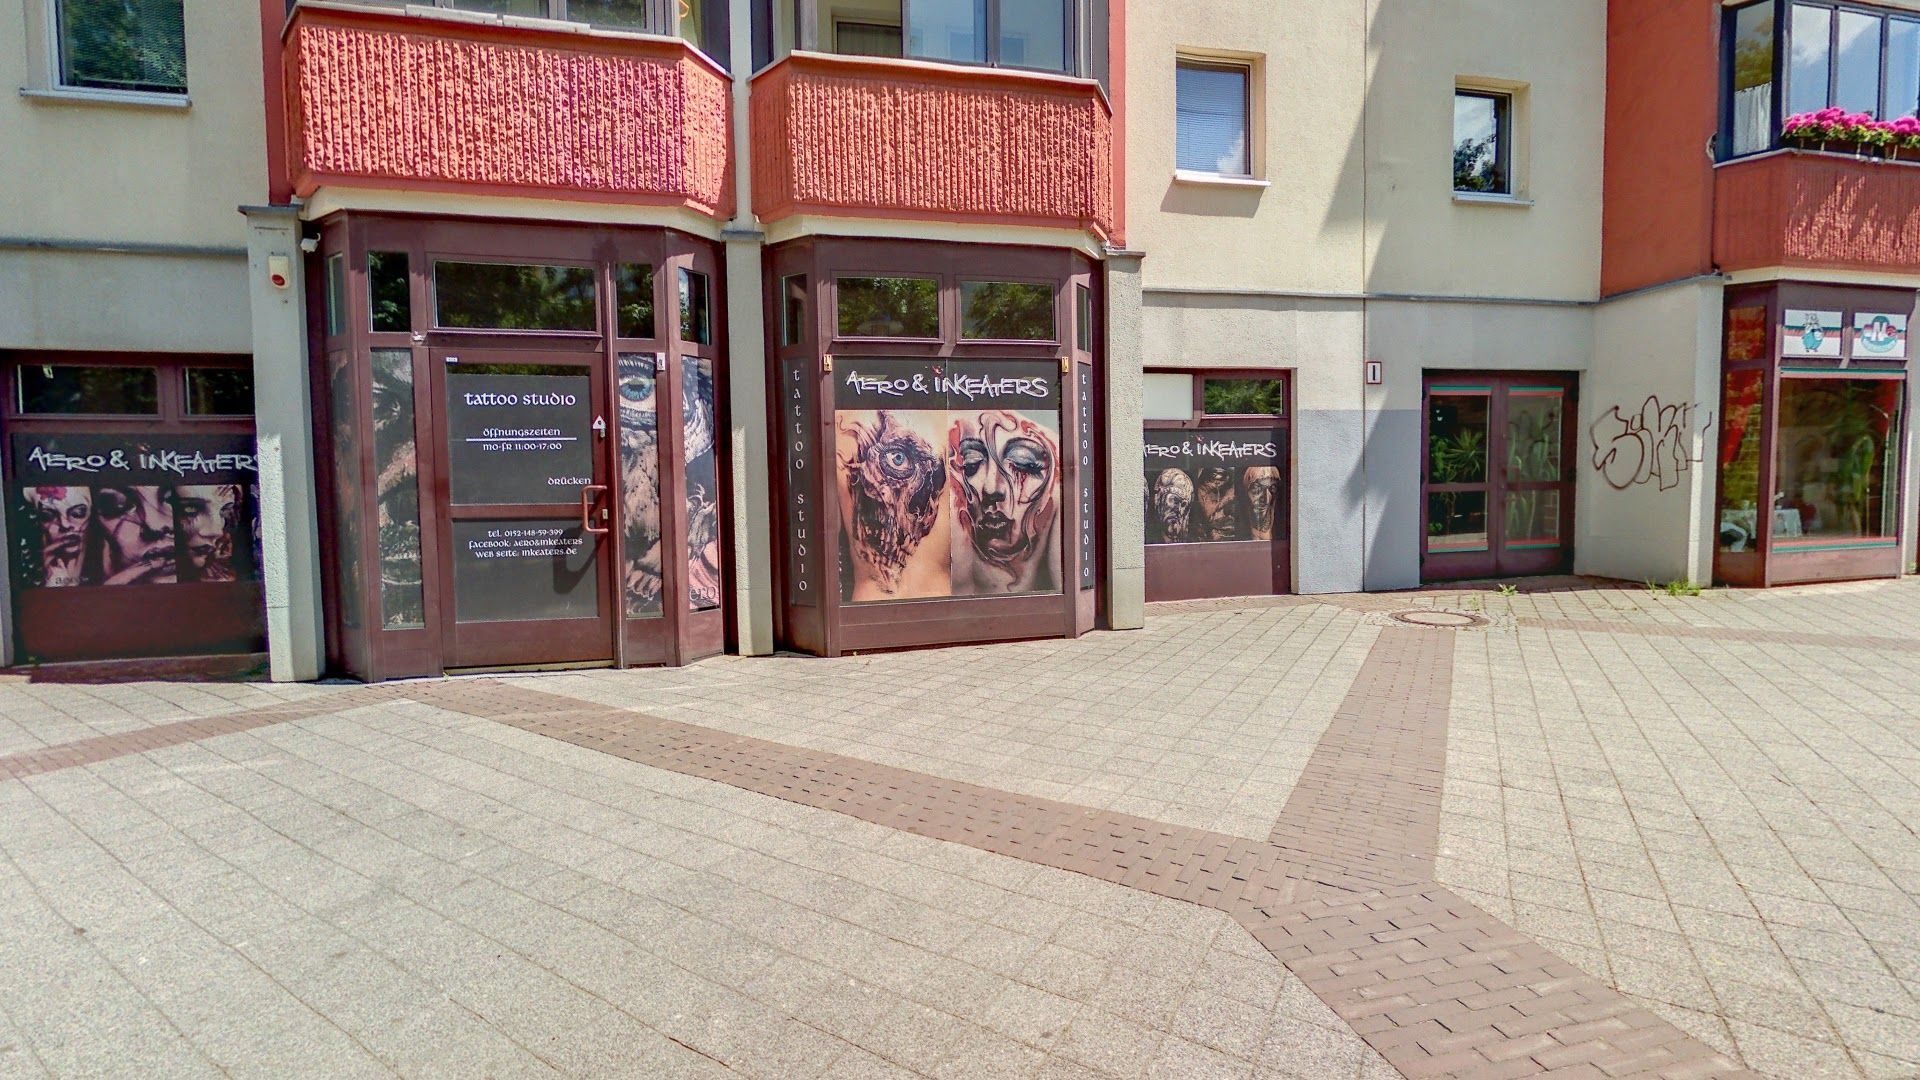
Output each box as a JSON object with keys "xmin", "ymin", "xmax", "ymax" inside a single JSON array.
[
  {"xmin": 1454, "ymin": 89, "xmax": 1511, "ymax": 194},
  {"xmin": 1727, "ymin": 2, "xmax": 1776, "ymax": 156},
  {"xmin": 781, "ymin": 275, "xmax": 808, "ymax": 348},
  {"xmin": 56, "ymin": 0, "xmax": 187, "ymax": 95},
  {"xmin": 616, "ymin": 353, "xmax": 663, "ymax": 619},
  {"xmin": 960, "ymin": 281, "xmax": 1054, "ymax": 341},
  {"xmin": 368, "ymin": 252, "xmax": 411, "ymax": 334},
  {"xmin": 616, "ymin": 264, "xmax": 656, "ymax": 339},
  {"xmin": 325, "ymin": 254, "xmax": 347, "ymax": 338},
  {"xmin": 683, "ymin": 356, "xmax": 721, "ymax": 611},
  {"xmin": 1176, "ymin": 59, "xmax": 1253, "ymax": 176},
  {"xmin": 836, "ymin": 276, "xmax": 939, "ymax": 338},
  {"xmin": 1774, "ymin": 377, "xmax": 1904, "ymax": 540},
  {"xmin": 1718, "ymin": 369, "xmax": 1766, "ymax": 552},
  {"xmin": 18, "ymin": 364, "xmax": 159, "ymax": 415},
  {"xmin": 184, "ymin": 368, "xmax": 254, "ymax": 416},
  {"xmin": 678, "ymin": 268, "xmax": 711, "ymax": 346},
  {"xmin": 369, "ymin": 349, "xmax": 424, "ymax": 628},
  {"xmin": 433, "ymin": 261, "xmax": 596, "ymax": 332},
  {"xmin": 1075, "ymin": 284, "xmax": 1092, "ymax": 352},
  {"xmin": 1202, "ymin": 378, "xmax": 1285, "ymax": 416}
]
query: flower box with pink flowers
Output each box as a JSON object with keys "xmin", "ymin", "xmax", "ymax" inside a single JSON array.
[{"xmin": 1781, "ymin": 108, "xmax": 1920, "ymax": 160}]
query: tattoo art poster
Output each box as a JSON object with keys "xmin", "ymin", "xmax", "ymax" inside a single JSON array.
[
  {"xmin": 1144, "ymin": 429, "xmax": 1284, "ymax": 545},
  {"xmin": 10, "ymin": 433, "xmax": 261, "ymax": 589},
  {"xmin": 833, "ymin": 360, "xmax": 1064, "ymax": 603}
]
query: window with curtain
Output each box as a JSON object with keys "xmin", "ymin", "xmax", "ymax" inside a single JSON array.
[
  {"xmin": 1728, "ymin": 2, "xmax": 1776, "ymax": 155},
  {"xmin": 57, "ymin": 0, "xmax": 187, "ymax": 94},
  {"xmin": 1176, "ymin": 60, "xmax": 1252, "ymax": 176}
]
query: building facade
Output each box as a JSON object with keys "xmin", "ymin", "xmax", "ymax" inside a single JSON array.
[{"xmin": 2, "ymin": 0, "xmax": 1914, "ymax": 678}]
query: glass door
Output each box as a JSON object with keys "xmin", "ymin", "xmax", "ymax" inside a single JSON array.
[
  {"xmin": 428, "ymin": 349, "xmax": 617, "ymax": 669},
  {"xmin": 1423, "ymin": 374, "xmax": 1576, "ymax": 582}
]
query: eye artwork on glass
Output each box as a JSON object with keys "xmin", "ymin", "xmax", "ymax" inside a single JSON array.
[
  {"xmin": 832, "ymin": 360, "xmax": 1064, "ymax": 602},
  {"xmin": 617, "ymin": 355, "xmax": 664, "ymax": 617}
]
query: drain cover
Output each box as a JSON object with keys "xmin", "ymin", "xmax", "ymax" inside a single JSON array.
[{"xmin": 1389, "ymin": 609, "xmax": 1489, "ymax": 629}]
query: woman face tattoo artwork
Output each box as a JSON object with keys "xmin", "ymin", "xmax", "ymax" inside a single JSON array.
[
  {"xmin": 948, "ymin": 410, "xmax": 1060, "ymax": 594},
  {"xmin": 23, "ymin": 485, "xmax": 91, "ymax": 586},
  {"xmin": 836, "ymin": 410, "xmax": 950, "ymax": 601}
]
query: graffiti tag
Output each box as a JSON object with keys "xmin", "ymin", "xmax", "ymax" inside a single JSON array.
[{"xmin": 1589, "ymin": 396, "xmax": 1713, "ymax": 492}]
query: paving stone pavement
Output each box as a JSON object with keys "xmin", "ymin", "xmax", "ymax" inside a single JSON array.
[{"xmin": 0, "ymin": 579, "xmax": 1915, "ymax": 1077}]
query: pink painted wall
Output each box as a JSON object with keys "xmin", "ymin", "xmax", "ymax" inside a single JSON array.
[
  {"xmin": 284, "ymin": 7, "xmax": 732, "ymax": 216},
  {"xmin": 750, "ymin": 54, "xmax": 1115, "ymax": 242},
  {"xmin": 1715, "ymin": 152, "xmax": 1920, "ymax": 274}
]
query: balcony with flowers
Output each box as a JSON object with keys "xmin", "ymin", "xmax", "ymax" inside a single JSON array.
[{"xmin": 1715, "ymin": 1, "xmax": 1920, "ymax": 273}]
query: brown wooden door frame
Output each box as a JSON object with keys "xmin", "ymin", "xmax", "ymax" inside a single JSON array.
[
  {"xmin": 1421, "ymin": 371, "xmax": 1577, "ymax": 583},
  {"xmin": 426, "ymin": 345, "xmax": 618, "ymax": 670}
]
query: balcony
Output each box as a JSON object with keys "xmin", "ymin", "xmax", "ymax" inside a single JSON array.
[
  {"xmin": 749, "ymin": 51, "xmax": 1115, "ymax": 242},
  {"xmin": 1714, "ymin": 149, "xmax": 1920, "ymax": 274},
  {"xmin": 280, "ymin": 3, "xmax": 733, "ymax": 216}
]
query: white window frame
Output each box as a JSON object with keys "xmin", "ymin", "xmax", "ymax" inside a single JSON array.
[
  {"xmin": 1172, "ymin": 50, "xmax": 1268, "ymax": 186},
  {"xmin": 20, "ymin": 0, "xmax": 193, "ymax": 108},
  {"xmin": 1453, "ymin": 77, "xmax": 1530, "ymax": 205}
]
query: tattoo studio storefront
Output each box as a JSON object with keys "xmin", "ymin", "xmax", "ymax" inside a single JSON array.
[
  {"xmin": 313, "ymin": 216, "xmax": 727, "ymax": 680},
  {"xmin": 768, "ymin": 239, "xmax": 1101, "ymax": 655},
  {"xmin": 1715, "ymin": 283, "xmax": 1914, "ymax": 587},
  {"xmin": 1141, "ymin": 370, "xmax": 1291, "ymax": 602},
  {"xmin": 2, "ymin": 353, "xmax": 265, "ymax": 663}
]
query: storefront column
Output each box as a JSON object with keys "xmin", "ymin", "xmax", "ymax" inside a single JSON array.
[
  {"xmin": 724, "ymin": 232, "xmax": 774, "ymax": 655},
  {"xmin": 1105, "ymin": 250, "xmax": 1146, "ymax": 630},
  {"xmin": 242, "ymin": 205, "xmax": 325, "ymax": 682}
]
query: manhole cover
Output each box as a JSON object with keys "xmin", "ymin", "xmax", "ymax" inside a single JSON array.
[{"xmin": 1389, "ymin": 609, "xmax": 1490, "ymax": 629}]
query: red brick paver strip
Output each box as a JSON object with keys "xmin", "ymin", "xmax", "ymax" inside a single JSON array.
[
  {"xmin": 0, "ymin": 688, "xmax": 391, "ymax": 779},
  {"xmin": 402, "ymin": 654, "xmax": 1759, "ymax": 1080}
]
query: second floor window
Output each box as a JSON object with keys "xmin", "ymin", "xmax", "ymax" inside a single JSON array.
[
  {"xmin": 1176, "ymin": 59, "xmax": 1252, "ymax": 177},
  {"xmin": 904, "ymin": 0, "xmax": 1072, "ymax": 74},
  {"xmin": 1726, "ymin": 0, "xmax": 1920, "ymax": 156},
  {"xmin": 57, "ymin": 0, "xmax": 187, "ymax": 94},
  {"xmin": 1453, "ymin": 90, "xmax": 1511, "ymax": 194}
]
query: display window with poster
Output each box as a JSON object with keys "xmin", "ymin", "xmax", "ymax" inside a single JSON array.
[
  {"xmin": 1, "ymin": 353, "xmax": 265, "ymax": 663},
  {"xmin": 1141, "ymin": 369, "xmax": 1291, "ymax": 602},
  {"xmin": 766, "ymin": 238, "xmax": 1101, "ymax": 655},
  {"xmin": 1714, "ymin": 281, "xmax": 1914, "ymax": 588}
]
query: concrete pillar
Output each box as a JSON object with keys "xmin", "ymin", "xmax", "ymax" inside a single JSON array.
[
  {"xmin": 1104, "ymin": 251, "xmax": 1146, "ymax": 630},
  {"xmin": 241, "ymin": 206, "xmax": 325, "ymax": 682},
  {"xmin": 724, "ymin": 0, "xmax": 774, "ymax": 654}
]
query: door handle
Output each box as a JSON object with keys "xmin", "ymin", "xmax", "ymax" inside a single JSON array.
[{"xmin": 581, "ymin": 484, "xmax": 610, "ymax": 535}]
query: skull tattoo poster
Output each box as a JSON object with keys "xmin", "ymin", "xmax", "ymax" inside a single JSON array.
[{"xmin": 833, "ymin": 360, "xmax": 1063, "ymax": 602}]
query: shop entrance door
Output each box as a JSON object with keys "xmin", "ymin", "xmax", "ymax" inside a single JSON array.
[
  {"xmin": 428, "ymin": 348, "xmax": 616, "ymax": 669},
  {"xmin": 1422, "ymin": 373, "xmax": 1577, "ymax": 582}
]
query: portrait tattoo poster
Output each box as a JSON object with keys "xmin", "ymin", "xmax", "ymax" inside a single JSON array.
[
  {"xmin": 10, "ymin": 433, "xmax": 261, "ymax": 590},
  {"xmin": 1143, "ymin": 430, "xmax": 1284, "ymax": 545},
  {"xmin": 833, "ymin": 360, "xmax": 1063, "ymax": 603}
]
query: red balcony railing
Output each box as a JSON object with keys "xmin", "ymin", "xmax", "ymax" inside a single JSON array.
[
  {"xmin": 1714, "ymin": 149, "xmax": 1920, "ymax": 274},
  {"xmin": 750, "ymin": 52, "xmax": 1115, "ymax": 242},
  {"xmin": 281, "ymin": 4, "xmax": 733, "ymax": 216}
]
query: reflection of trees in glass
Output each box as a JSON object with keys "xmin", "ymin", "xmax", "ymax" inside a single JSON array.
[
  {"xmin": 1427, "ymin": 427, "xmax": 1486, "ymax": 536},
  {"xmin": 1203, "ymin": 379, "xmax": 1286, "ymax": 416},
  {"xmin": 1821, "ymin": 382, "xmax": 1897, "ymax": 536},
  {"xmin": 1503, "ymin": 401, "xmax": 1561, "ymax": 538},
  {"xmin": 1453, "ymin": 134, "xmax": 1503, "ymax": 192},
  {"xmin": 60, "ymin": 0, "xmax": 186, "ymax": 92},
  {"xmin": 370, "ymin": 351, "xmax": 424, "ymax": 629},
  {"xmin": 961, "ymin": 282, "xmax": 1054, "ymax": 340},
  {"xmin": 329, "ymin": 355, "xmax": 364, "ymax": 630},
  {"xmin": 616, "ymin": 264, "xmax": 655, "ymax": 339},
  {"xmin": 837, "ymin": 278, "xmax": 939, "ymax": 337},
  {"xmin": 434, "ymin": 263, "xmax": 596, "ymax": 331},
  {"xmin": 368, "ymin": 252, "xmax": 411, "ymax": 334}
]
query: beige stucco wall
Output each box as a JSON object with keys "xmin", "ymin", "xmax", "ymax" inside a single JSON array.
[
  {"xmin": 1, "ymin": 0, "xmax": 266, "ymax": 248},
  {"xmin": 1580, "ymin": 281, "xmax": 1723, "ymax": 585},
  {"xmin": 1124, "ymin": 0, "xmax": 1366, "ymax": 295},
  {"xmin": 1363, "ymin": 0, "xmax": 1605, "ymax": 301}
]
